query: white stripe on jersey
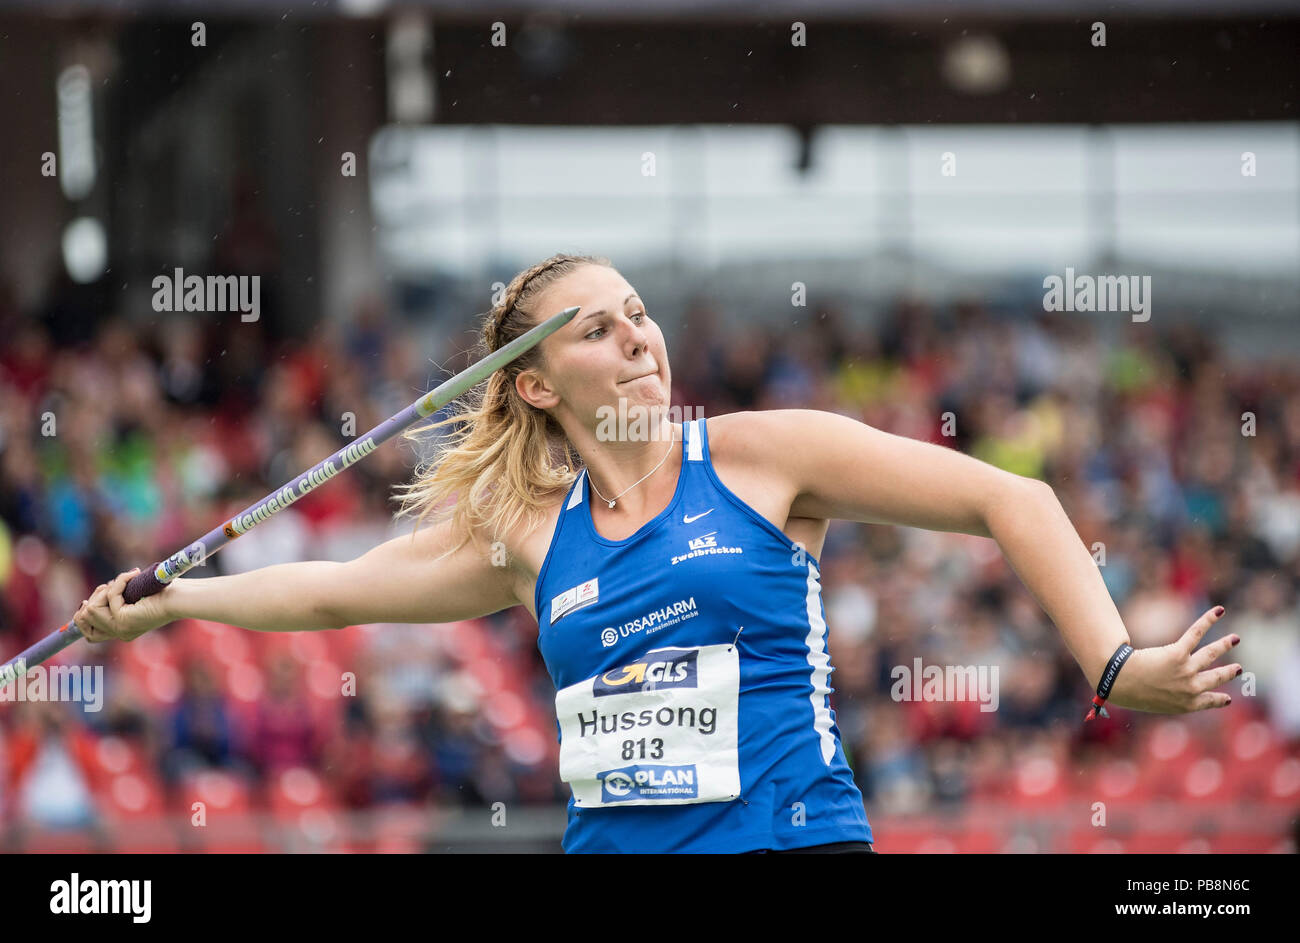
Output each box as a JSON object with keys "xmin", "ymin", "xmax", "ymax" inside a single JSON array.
[
  {"xmin": 802, "ymin": 561, "xmax": 836, "ymax": 764},
  {"xmin": 567, "ymin": 468, "xmax": 587, "ymax": 510},
  {"xmin": 687, "ymin": 419, "xmax": 703, "ymax": 462}
]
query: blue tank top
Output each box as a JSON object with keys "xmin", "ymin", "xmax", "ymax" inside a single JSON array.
[{"xmin": 533, "ymin": 417, "xmax": 873, "ymax": 853}]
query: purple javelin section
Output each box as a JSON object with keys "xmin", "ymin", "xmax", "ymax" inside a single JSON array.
[
  {"xmin": 0, "ymin": 305, "xmax": 579, "ymax": 687},
  {"xmin": 134, "ymin": 406, "xmax": 415, "ymax": 595}
]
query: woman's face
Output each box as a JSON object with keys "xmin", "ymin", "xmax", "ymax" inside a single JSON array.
[{"xmin": 519, "ymin": 265, "xmax": 672, "ymax": 432}]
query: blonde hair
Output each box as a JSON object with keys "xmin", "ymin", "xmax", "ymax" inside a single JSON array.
[{"xmin": 391, "ymin": 253, "xmax": 611, "ymax": 562}]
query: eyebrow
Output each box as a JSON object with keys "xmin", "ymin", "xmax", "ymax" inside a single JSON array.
[{"xmin": 577, "ymin": 293, "xmax": 640, "ymax": 326}]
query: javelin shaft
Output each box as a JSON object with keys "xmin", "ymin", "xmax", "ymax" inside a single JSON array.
[{"xmin": 0, "ymin": 305, "xmax": 579, "ymax": 687}]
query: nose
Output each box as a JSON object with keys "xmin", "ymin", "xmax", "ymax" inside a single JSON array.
[{"xmin": 624, "ymin": 316, "xmax": 650, "ymax": 355}]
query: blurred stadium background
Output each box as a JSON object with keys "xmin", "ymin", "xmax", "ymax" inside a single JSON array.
[{"xmin": 1, "ymin": 0, "xmax": 1299, "ymax": 853}]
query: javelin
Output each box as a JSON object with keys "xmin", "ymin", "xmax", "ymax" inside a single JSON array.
[{"xmin": 0, "ymin": 304, "xmax": 580, "ymax": 688}]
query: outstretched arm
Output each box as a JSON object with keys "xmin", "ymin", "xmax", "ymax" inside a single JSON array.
[
  {"xmin": 75, "ymin": 516, "xmax": 520, "ymax": 642},
  {"xmin": 744, "ymin": 408, "xmax": 1238, "ymax": 715}
]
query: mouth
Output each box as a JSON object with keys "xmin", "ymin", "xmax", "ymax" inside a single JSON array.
[{"xmin": 618, "ymin": 370, "xmax": 658, "ymax": 384}]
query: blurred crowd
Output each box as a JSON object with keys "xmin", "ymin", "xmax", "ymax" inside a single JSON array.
[{"xmin": 2, "ymin": 272, "xmax": 1299, "ymax": 837}]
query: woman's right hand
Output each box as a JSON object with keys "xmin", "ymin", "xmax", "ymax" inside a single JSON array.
[{"xmin": 75, "ymin": 567, "xmax": 174, "ymax": 643}]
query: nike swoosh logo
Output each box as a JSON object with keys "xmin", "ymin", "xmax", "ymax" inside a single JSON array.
[{"xmin": 683, "ymin": 509, "xmax": 714, "ymax": 524}]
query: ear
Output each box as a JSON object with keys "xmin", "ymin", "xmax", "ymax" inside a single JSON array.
[{"xmin": 516, "ymin": 367, "xmax": 560, "ymax": 410}]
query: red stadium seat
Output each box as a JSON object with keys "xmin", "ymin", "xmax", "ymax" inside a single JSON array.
[
  {"xmin": 171, "ymin": 768, "xmax": 270, "ymax": 853},
  {"xmin": 102, "ymin": 771, "xmax": 167, "ymax": 821},
  {"xmin": 120, "ymin": 627, "xmax": 179, "ymax": 671},
  {"xmin": 1266, "ymin": 757, "xmax": 1300, "ymax": 805},
  {"xmin": 503, "ymin": 727, "xmax": 550, "ymax": 768},
  {"xmin": 467, "ymin": 655, "xmax": 505, "ymax": 693},
  {"xmin": 867, "ymin": 823, "xmax": 939, "ymax": 854},
  {"xmin": 19, "ymin": 830, "xmax": 102, "ymax": 853},
  {"xmin": 120, "ymin": 660, "xmax": 184, "ymax": 708},
  {"xmin": 999, "ymin": 832, "xmax": 1048, "ymax": 854},
  {"xmin": 112, "ymin": 828, "xmax": 183, "ymax": 854},
  {"xmin": 1222, "ymin": 721, "xmax": 1287, "ymax": 800},
  {"xmin": 445, "ymin": 620, "xmax": 489, "ymax": 661},
  {"xmin": 222, "ymin": 661, "xmax": 266, "ymax": 704},
  {"xmin": 175, "ymin": 769, "xmax": 254, "ymax": 815},
  {"xmin": 360, "ymin": 803, "xmax": 429, "ymax": 853},
  {"xmin": 323, "ymin": 625, "xmax": 371, "ymax": 666},
  {"xmin": 950, "ymin": 829, "xmax": 1000, "ymax": 853},
  {"xmin": 204, "ymin": 838, "xmax": 273, "ymax": 854},
  {"xmin": 1121, "ymin": 832, "xmax": 1204, "ymax": 854},
  {"xmin": 1205, "ymin": 833, "xmax": 1280, "ymax": 854},
  {"xmin": 247, "ymin": 626, "xmax": 297, "ymax": 661},
  {"xmin": 1063, "ymin": 827, "xmax": 1127, "ymax": 854},
  {"xmin": 184, "ymin": 620, "xmax": 252, "ymax": 660},
  {"xmin": 269, "ymin": 766, "xmax": 339, "ymax": 814},
  {"xmin": 1180, "ymin": 757, "xmax": 1230, "ymax": 803},
  {"xmin": 1136, "ymin": 724, "xmax": 1208, "ymax": 799},
  {"xmin": 265, "ymin": 767, "xmax": 347, "ymax": 850},
  {"xmin": 1082, "ymin": 757, "xmax": 1152, "ymax": 802},
  {"xmin": 285, "ymin": 630, "xmax": 329, "ymax": 665},
  {"xmin": 1011, "ymin": 754, "xmax": 1068, "ymax": 806},
  {"xmin": 1139, "ymin": 719, "xmax": 1200, "ymax": 773},
  {"xmin": 90, "ymin": 734, "xmax": 149, "ymax": 781},
  {"xmin": 171, "ymin": 619, "xmax": 232, "ymax": 662},
  {"xmin": 304, "ymin": 659, "xmax": 344, "ymax": 702},
  {"xmin": 194, "ymin": 814, "xmax": 270, "ymax": 853}
]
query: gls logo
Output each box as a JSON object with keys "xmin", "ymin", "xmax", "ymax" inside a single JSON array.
[{"xmin": 593, "ymin": 649, "xmax": 699, "ymax": 697}]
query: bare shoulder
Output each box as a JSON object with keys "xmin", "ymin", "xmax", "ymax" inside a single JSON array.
[
  {"xmin": 703, "ymin": 410, "xmax": 766, "ymax": 458},
  {"xmin": 705, "ymin": 409, "xmax": 815, "ymax": 472},
  {"xmin": 703, "ymin": 409, "xmax": 831, "ymax": 554}
]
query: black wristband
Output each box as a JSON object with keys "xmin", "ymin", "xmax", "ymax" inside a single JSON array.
[{"xmin": 1085, "ymin": 642, "xmax": 1134, "ymax": 722}]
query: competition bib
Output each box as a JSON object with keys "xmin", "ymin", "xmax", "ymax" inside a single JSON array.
[{"xmin": 555, "ymin": 643, "xmax": 740, "ymax": 807}]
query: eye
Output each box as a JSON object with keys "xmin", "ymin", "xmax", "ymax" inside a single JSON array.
[{"xmin": 585, "ymin": 311, "xmax": 647, "ymax": 340}]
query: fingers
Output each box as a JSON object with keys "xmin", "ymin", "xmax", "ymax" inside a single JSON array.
[
  {"xmin": 1190, "ymin": 628, "xmax": 1240, "ymax": 672},
  {"xmin": 74, "ymin": 599, "xmax": 99, "ymax": 641},
  {"xmin": 77, "ymin": 593, "xmax": 113, "ymax": 643},
  {"xmin": 76, "ymin": 569, "xmax": 138, "ymax": 643},
  {"xmin": 1178, "ymin": 605, "xmax": 1226, "ymax": 656},
  {"xmin": 107, "ymin": 568, "xmax": 140, "ymax": 620},
  {"xmin": 80, "ymin": 584, "xmax": 108, "ymax": 638},
  {"xmin": 1194, "ymin": 661, "xmax": 1243, "ymax": 694},
  {"xmin": 1191, "ymin": 690, "xmax": 1233, "ymax": 711}
]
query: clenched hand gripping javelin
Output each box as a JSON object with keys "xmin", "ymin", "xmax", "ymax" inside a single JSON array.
[{"xmin": 0, "ymin": 305, "xmax": 580, "ymax": 689}]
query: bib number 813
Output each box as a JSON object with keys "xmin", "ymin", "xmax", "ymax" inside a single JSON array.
[{"xmin": 622, "ymin": 738, "xmax": 665, "ymax": 760}]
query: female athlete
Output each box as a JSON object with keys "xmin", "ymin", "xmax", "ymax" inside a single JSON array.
[{"xmin": 74, "ymin": 253, "xmax": 1240, "ymax": 854}]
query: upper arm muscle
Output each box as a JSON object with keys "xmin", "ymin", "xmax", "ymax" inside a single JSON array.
[{"xmin": 749, "ymin": 409, "xmax": 1036, "ymax": 537}]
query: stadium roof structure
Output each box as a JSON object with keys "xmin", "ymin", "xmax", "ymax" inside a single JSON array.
[{"xmin": 3, "ymin": 0, "xmax": 1300, "ymax": 17}]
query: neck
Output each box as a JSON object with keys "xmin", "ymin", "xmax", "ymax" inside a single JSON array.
[{"xmin": 578, "ymin": 416, "xmax": 680, "ymax": 515}]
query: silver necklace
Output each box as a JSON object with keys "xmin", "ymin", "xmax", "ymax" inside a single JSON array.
[{"xmin": 588, "ymin": 432, "xmax": 677, "ymax": 509}]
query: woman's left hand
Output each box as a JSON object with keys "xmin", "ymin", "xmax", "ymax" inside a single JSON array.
[{"xmin": 1103, "ymin": 606, "xmax": 1240, "ymax": 714}]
